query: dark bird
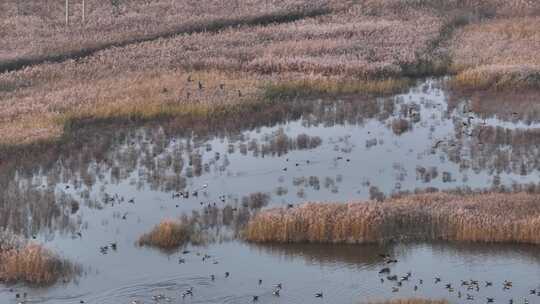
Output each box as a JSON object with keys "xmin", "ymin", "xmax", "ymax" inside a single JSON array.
[
  {"xmin": 379, "ymin": 268, "xmax": 391, "ymax": 274},
  {"xmin": 258, "ymin": 279, "xmax": 262, "ymax": 285},
  {"xmin": 198, "ymin": 81, "xmax": 203, "ymax": 90},
  {"xmin": 487, "ymin": 298, "xmax": 494, "ymax": 303},
  {"xmin": 252, "ymin": 296, "xmax": 259, "ymax": 302},
  {"xmin": 225, "ymin": 272, "xmax": 230, "ymax": 278},
  {"xmin": 238, "ymin": 90, "xmax": 242, "ymax": 97},
  {"xmin": 435, "ymin": 277, "xmax": 441, "ymax": 283},
  {"xmin": 315, "ymin": 292, "xmax": 323, "ymax": 298},
  {"xmin": 387, "ymin": 275, "xmax": 398, "ymax": 281}
]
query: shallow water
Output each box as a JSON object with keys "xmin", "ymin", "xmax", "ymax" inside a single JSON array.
[{"xmin": 2, "ymin": 79, "xmax": 540, "ymax": 303}]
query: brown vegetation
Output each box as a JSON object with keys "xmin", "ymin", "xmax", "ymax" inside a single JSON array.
[
  {"xmin": 1, "ymin": 0, "xmax": 539, "ymax": 147},
  {"xmin": 138, "ymin": 219, "xmax": 197, "ymax": 250},
  {"xmin": 448, "ymin": 16, "xmax": 540, "ymax": 91},
  {"xmin": 245, "ymin": 192, "xmax": 540, "ymax": 244},
  {"xmin": 0, "ymin": 232, "xmax": 78, "ymax": 285}
]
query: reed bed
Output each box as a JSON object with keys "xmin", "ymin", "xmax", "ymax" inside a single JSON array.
[
  {"xmin": 245, "ymin": 192, "xmax": 540, "ymax": 244},
  {"xmin": 1, "ymin": 0, "xmax": 539, "ymax": 147},
  {"xmin": 0, "ymin": 0, "xmax": 340, "ymax": 71},
  {"xmin": 0, "ymin": 232, "xmax": 78, "ymax": 285},
  {"xmin": 0, "ymin": 2, "xmax": 443, "ymax": 146},
  {"xmin": 448, "ymin": 17, "xmax": 540, "ymax": 91},
  {"xmin": 138, "ymin": 219, "xmax": 196, "ymax": 250}
]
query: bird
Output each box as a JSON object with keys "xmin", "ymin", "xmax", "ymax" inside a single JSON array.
[
  {"xmin": 435, "ymin": 277, "xmax": 441, "ymax": 283},
  {"xmin": 225, "ymin": 272, "xmax": 230, "ymax": 278},
  {"xmin": 182, "ymin": 287, "xmax": 193, "ymax": 298},
  {"xmin": 379, "ymin": 267, "xmax": 390, "ymax": 274},
  {"xmin": 198, "ymin": 81, "xmax": 203, "ymax": 90},
  {"xmin": 392, "ymin": 287, "xmax": 399, "ymax": 293},
  {"xmin": 315, "ymin": 292, "xmax": 323, "ymax": 298},
  {"xmin": 487, "ymin": 297, "xmax": 494, "ymax": 303},
  {"xmin": 210, "ymin": 274, "xmax": 215, "ymax": 281},
  {"xmin": 252, "ymin": 296, "xmax": 259, "ymax": 302},
  {"xmin": 258, "ymin": 279, "xmax": 262, "ymax": 285},
  {"xmin": 273, "ymin": 289, "xmax": 280, "ymax": 296}
]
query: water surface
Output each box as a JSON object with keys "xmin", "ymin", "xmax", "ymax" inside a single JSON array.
[{"xmin": 2, "ymin": 79, "xmax": 540, "ymax": 303}]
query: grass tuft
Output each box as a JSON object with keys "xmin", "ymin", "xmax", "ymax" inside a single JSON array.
[{"xmin": 0, "ymin": 232, "xmax": 79, "ymax": 285}]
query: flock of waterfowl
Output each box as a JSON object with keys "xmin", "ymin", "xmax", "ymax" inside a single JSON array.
[{"xmin": 377, "ymin": 254, "xmax": 539, "ymax": 304}]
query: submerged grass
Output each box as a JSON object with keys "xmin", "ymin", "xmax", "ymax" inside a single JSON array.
[
  {"xmin": 0, "ymin": 232, "xmax": 79, "ymax": 285},
  {"xmin": 245, "ymin": 192, "xmax": 540, "ymax": 244}
]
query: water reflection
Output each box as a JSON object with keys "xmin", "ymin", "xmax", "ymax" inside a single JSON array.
[
  {"xmin": 1, "ymin": 79, "xmax": 540, "ymax": 303},
  {"xmin": 3, "ymin": 80, "xmax": 540, "ymax": 238}
]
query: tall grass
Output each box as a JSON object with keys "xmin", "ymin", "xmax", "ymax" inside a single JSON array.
[
  {"xmin": 245, "ymin": 192, "xmax": 540, "ymax": 244},
  {"xmin": 448, "ymin": 17, "xmax": 540, "ymax": 91},
  {"xmin": 138, "ymin": 219, "xmax": 198, "ymax": 250},
  {"xmin": 0, "ymin": 0, "xmax": 339, "ymax": 72},
  {"xmin": 1, "ymin": 0, "xmax": 539, "ymax": 146},
  {"xmin": 0, "ymin": 232, "xmax": 79, "ymax": 285}
]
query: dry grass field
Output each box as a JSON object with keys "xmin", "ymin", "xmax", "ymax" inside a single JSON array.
[
  {"xmin": 0, "ymin": 0, "xmax": 539, "ymax": 147},
  {"xmin": 245, "ymin": 192, "xmax": 540, "ymax": 244}
]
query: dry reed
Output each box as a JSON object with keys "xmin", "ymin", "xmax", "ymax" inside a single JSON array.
[
  {"xmin": 137, "ymin": 219, "xmax": 194, "ymax": 250},
  {"xmin": 245, "ymin": 192, "xmax": 540, "ymax": 244},
  {"xmin": 0, "ymin": 232, "xmax": 79, "ymax": 285}
]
